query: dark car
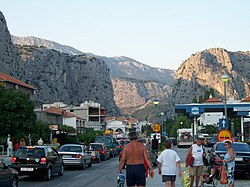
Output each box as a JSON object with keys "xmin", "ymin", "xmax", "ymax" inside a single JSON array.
[
  {"xmin": 11, "ymin": 146, "xmax": 64, "ymax": 181},
  {"xmin": 95, "ymin": 136, "xmax": 118, "ymax": 158},
  {"xmin": 168, "ymin": 138, "xmax": 177, "ymax": 146},
  {"xmin": 204, "ymin": 136, "xmax": 217, "ymax": 147},
  {"xmin": 207, "ymin": 142, "xmax": 250, "ymax": 176},
  {"xmin": 88, "ymin": 143, "xmax": 110, "ymax": 161},
  {"xmin": 0, "ymin": 159, "xmax": 18, "ymax": 187}
]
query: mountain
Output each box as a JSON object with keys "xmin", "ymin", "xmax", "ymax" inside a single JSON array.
[
  {"xmin": 12, "ymin": 35, "xmax": 83, "ymax": 55},
  {"xmin": 0, "ymin": 11, "xmax": 119, "ymax": 115},
  {"xmin": 112, "ymin": 77, "xmax": 171, "ymax": 114},
  {"xmin": 171, "ymin": 48, "xmax": 250, "ymax": 104},
  {"xmin": 11, "ymin": 35, "xmax": 175, "ymax": 115}
]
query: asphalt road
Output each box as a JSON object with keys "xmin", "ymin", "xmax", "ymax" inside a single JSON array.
[
  {"xmin": 2, "ymin": 146, "xmax": 248, "ymax": 187},
  {"xmin": 19, "ymin": 156, "xmax": 119, "ymax": 187}
]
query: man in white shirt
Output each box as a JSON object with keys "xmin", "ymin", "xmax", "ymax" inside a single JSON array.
[
  {"xmin": 186, "ymin": 137, "xmax": 205, "ymax": 187},
  {"xmin": 157, "ymin": 140, "xmax": 182, "ymax": 187}
]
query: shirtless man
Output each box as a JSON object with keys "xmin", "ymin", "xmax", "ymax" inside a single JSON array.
[{"xmin": 118, "ymin": 132, "xmax": 154, "ymax": 187}]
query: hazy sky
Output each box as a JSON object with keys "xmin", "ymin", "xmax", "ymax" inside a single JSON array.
[{"xmin": 1, "ymin": 0, "xmax": 250, "ymax": 69}]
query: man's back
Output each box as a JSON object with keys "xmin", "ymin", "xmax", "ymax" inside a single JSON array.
[{"xmin": 122, "ymin": 141, "xmax": 146, "ymax": 165}]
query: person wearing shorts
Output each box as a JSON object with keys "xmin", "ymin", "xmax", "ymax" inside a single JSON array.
[
  {"xmin": 118, "ymin": 132, "xmax": 154, "ymax": 187},
  {"xmin": 157, "ymin": 140, "xmax": 182, "ymax": 187},
  {"xmin": 186, "ymin": 138, "xmax": 205, "ymax": 187}
]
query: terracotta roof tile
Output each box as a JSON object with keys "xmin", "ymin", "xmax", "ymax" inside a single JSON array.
[
  {"xmin": 44, "ymin": 107, "xmax": 83, "ymax": 119},
  {"xmin": 0, "ymin": 72, "xmax": 36, "ymax": 90},
  {"xmin": 203, "ymin": 97, "xmax": 222, "ymax": 103}
]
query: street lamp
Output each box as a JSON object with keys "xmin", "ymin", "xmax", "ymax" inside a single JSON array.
[
  {"xmin": 153, "ymin": 98, "xmax": 159, "ymax": 106},
  {"xmin": 221, "ymin": 74, "xmax": 229, "ymax": 128},
  {"xmin": 180, "ymin": 121, "xmax": 183, "ymax": 129}
]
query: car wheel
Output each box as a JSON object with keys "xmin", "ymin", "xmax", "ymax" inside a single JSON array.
[
  {"xmin": 88, "ymin": 160, "xmax": 92, "ymax": 167},
  {"xmin": 11, "ymin": 177, "xmax": 18, "ymax": 187},
  {"xmin": 58, "ymin": 164, "xmax": 64, "ymax": 176},
  {"xmin": 44, "ymin": 167, "xmax": 52, "ymax": 181},
  {"xmin": 97, "ymin": 157, "xmax": 100, "ymax": 163}
]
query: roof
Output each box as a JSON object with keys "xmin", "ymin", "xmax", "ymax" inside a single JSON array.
[
  {"xmin": 44, "ymin": 107, "xmax": 83, "ymax": 119},
  {"xmin": 203, "ymin": 97, "xmax": 222, "ymax": 103},
  {"xmin": 241, "ymin": 96, "xmax": 250, "ymax": 102},
  {"xmin": 0, "ymin": 72, "xmax": 36, "ymax": 90}
]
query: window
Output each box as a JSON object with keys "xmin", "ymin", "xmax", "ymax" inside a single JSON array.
[{"xmin": 59, "ymin": 146, "xmax": 82, "ymax": 153}]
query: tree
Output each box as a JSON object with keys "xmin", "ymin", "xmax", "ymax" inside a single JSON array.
[
  {"xmin": 77, "ymin": 129, "xmax": 103, "ymax": 145},
  {"xmin": 0, "ymin": 86, "xmax": 36, "ymax": 138}
]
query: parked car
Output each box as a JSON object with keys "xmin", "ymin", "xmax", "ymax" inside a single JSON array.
[
  {"xmin": 0, "ymin": 159, "xmax": 18, "ymax": 187},
  {"xmin": 204, "ymin": 136, "xmax": 217, "ymax": 147},
  {"xmin": 11, "ymin": 146, "xmax": 64, "ymax": 181},
  {"xmin": 95, "ymin": 136, "xmax": 118, "ymax": 158},
  {"xmin": 207, "ymin": 142, "xmax": 250, "ymax": 176},
  {"xmin": 58, "ymin": 144, "xmax": 92, "ymax": 169},
  {"xmin": 88, "ymin": 143, "xmax": 103, "ymax": 163}
]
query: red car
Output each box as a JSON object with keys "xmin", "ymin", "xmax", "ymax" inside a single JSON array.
[{"xmin": 89, "ymin": 143, "xmax": 110, "ymax": 161}]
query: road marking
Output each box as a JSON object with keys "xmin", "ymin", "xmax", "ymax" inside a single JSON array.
[{"xmin": 73, "ymin": 173, "xmax": 85, "ymax": 179}]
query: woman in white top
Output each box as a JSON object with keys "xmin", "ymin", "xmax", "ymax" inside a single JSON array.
[{"xmin": 186, "ymin": 137, "xmax": 205, "ymax": 187}]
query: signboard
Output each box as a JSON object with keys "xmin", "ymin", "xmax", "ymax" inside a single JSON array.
[
  {"xmin": 217, "ymin": 129, "xmax": 233, "ymax": 142},
  {"xmin": 219, "ymin": 118, "xmax": 228, "ymax": 129},
  {"xmin": 150, "ymin": 133, "xmax": 161, "ymax": 143},
  {"xmin": 191, "ymin": 107, "xmax": 199, "ymax": 115},
  {"xmin": 233, "ymin": 107, "xmax": 250, "ymax": 111},
  {"xmin": 152, "ymin": 124, "xmax": 161, "ymax": 132}
]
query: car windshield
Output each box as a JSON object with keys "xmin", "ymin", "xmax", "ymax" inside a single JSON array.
[
  {"xmin": 59, "ymin": 146, "xmax": 82, "ymax": 152},
  {"xmin": 15, "ymin": 148, "xmax": 45, "ymax": 157},
  {"xmin": 89, "ymin": 144, "xmax": 102, "ymax": 151},
  {"xmin": 216, "ymin": 143, "xmax": 250, "ymax": 152}
]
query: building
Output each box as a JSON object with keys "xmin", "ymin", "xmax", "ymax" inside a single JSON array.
[
  {"xmin": 105, "ymin": 117, "xmax": 138, "ymax": 134},
  {"xmin": 63, "ymin": 101, "xmax": 106, "ymax": 131},
  {"xmin": 34, "ymin": 107, "xmax": 85, "ymax": 134},
  {"xmin": 0, "ymin": 71, "xmax": 36, "ymax": 100}
]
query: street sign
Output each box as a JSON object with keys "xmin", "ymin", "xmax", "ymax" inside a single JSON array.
[
  {"xmin": 217, "ymin": 129, "xmax": 232, "ymax": 142},
  {"xmin": 219, "ymin": 118, "xmax": 228, "ymax": 129},
  {"xmin": 191, "ymin": 107, "xmax": 199, "ymax": 115},
  {"xmin": 152, "ymin": 123, "xmax": 161, "ymax": 132},
  {"xmin": 233, "ymin": 107, "xmax": 250, "ymax": 111}
]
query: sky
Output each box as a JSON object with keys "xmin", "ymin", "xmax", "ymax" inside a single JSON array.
[{"xmin": 1, "ymin": 0, "xmax": 250, "ymax": 70}]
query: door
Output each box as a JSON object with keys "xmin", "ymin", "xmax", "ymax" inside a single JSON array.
[{"xmin": 0, "ymin": 160, "xmax": 10, "ymax": 186}]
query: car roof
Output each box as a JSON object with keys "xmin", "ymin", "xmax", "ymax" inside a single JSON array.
[
  {"xmin": 90, "ymin": 143, "xmax": 104, "ymax": 145},
  {"xmin": 61, "ymin": 144, "xmax": 84, "ymax": 146},
  {"xmin": 20, "ymin": 146, "xmax": 49, "ymax": 149},
  {"xmin": 216, "ymin": 142, "xmax": 247, "ymax": 145}
]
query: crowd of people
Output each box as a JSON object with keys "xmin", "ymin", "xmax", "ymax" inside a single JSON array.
[{"xmin": 118, "ymin": 132, "xmax": 235, "ymax": 187}]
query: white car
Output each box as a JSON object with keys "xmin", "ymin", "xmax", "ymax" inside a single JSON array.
[{"xmin": 58, "ymin": 144, "xmax": 92, "ymax": 169}]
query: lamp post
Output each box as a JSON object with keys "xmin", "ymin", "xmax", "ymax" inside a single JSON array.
[{"xmin": 221, "ymin": 74, "xmax": 229, "ymax": 128}]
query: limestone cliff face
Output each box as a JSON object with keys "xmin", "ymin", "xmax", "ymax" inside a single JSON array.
[
  {"xmin": 171, "ymin": 48, "xmax": 250, "ymax": 104},
  {"xmin": 112, "ymin": 77, "xmax": 171, "ymax": 114},
  {"xmin": 0, "ymin": 12, "xmax": 23, "ymax": 77},
  {"xmin": 0, "ymin": 11, "xmax": 119, "ymax": 115}
]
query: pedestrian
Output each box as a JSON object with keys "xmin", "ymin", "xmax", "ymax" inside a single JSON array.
[
  {"xmin": 222, "ymin": 141, "xmax": 235, "ymax": 187},
  {"xmin": 151, "ymin": 134, "xmax": 159, "ymax": 154},
  {"xmin": 37, "ymin": 138, "xmax": 44, "ymax": 145},
  {"xmin": 15, "ymin": 139, "xmax": 19, "ymax": 151},
  {"xmin": 186, "ymin": 137, "xmax": 205, "ymax": 187},
  {"xmin": 118, "ymin": 132, "xmax": 154, "ymax": 187},
  {"xmin": 19, "ymin": 138, "xmax": 26, "ymax": 147},
  {"xmin": 7, "ymin": 138, "xmax": 13, "ymax": 156},
  {"xmin": 157, "ymin": 140, "xmax": 182, "ymax": 187}
]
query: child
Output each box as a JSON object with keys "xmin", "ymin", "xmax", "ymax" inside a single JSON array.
[{"xmin": 201, "ymin": 167, "xmax": 216, "ymax": 185}]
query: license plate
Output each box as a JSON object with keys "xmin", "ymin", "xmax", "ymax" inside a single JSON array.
[
  {"xmin": 21, "ymin": 168, "xmax": 34, "ymax": 171},
  {"xmin": 63, "ymin": 155, "xmax": 72, "ymax": 158},
  {"xmin": 235, "ymin": 157, "xmax": 243, "ymax": 161}
]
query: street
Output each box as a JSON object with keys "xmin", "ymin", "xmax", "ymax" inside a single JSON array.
[{"xmin": 1, "ymin": 146, "xmax": 249, "ymax": 187}]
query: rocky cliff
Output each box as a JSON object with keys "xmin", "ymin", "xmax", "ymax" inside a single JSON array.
[
  {"xmin": 0, "ymin": 12, "xmax": 119, "ymax": 115},
  {"xmin": 171, "ymin": 48, "xmax": 250, "ymax": 104},
  {"xmin": 11, "ymin": 35, "xmax": 175, "ymax": 115},
  {"xmin": 112, "ymin": 77, "xmax": 171, "ymax": 114}
]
